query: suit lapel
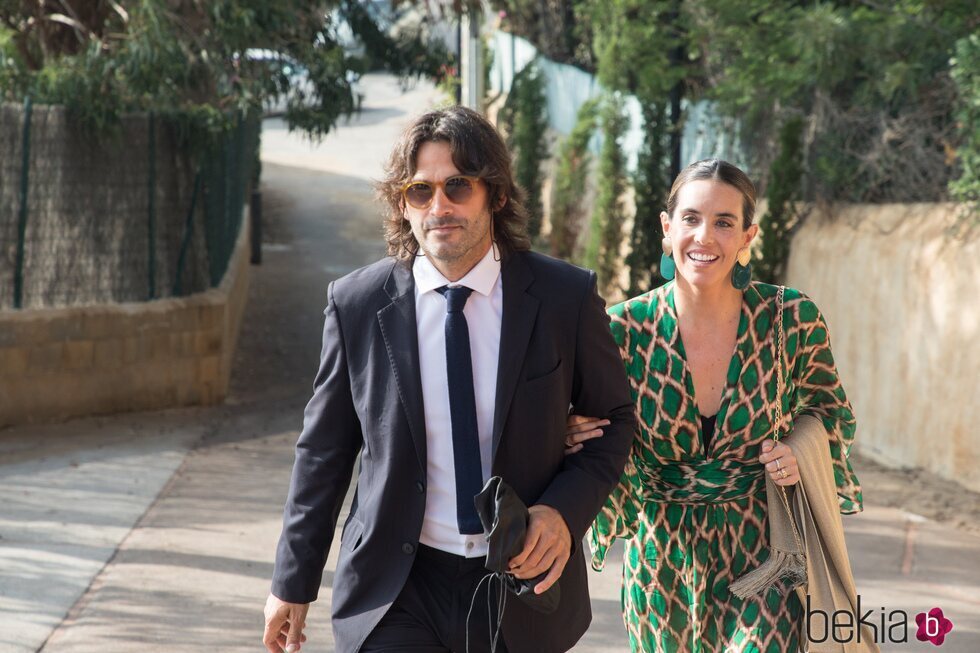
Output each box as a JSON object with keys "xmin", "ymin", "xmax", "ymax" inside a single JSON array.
[
  {"xmin": 492, "ymin": 253, "xmax": 539, "ymax": 461},
  {"xmin": 377, "ymin": 260, "xmax": 427, "ymax": 472}
]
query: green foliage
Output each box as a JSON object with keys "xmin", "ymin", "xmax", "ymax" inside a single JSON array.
[
  {"xmin": 482, "ymin": 35, "xmax": 494, "ymax": 108},
  {"xmin": 550, "ymin": 98, "xmax": 598, "ymax": 261},
  {"xmin": 693, "ymin": 0, "xmax": 975, "ymax": 203},
  {"xmin": 499, "ymin": 59, "xmax": 549, "ymax": 239},
  {"xmin": 433, "ymin": 58, "xmax": 460, "ymax": 105},
  {"xmin": 577, "ymin": 0, "xmax": 687, "ymax": 106},
  {"xmin": 502, "ymin": 0, "xmax": 978, "ymax": 205},
  {"xmin": 574, "ymin": 1, "xmax": 682, "ymax": 295},
  {"xmin": 584, "ymin": 93, "xmax": 628, "ymax": 296},
  {"xmin": 0, "ymin": 1, "xmax": 442, "ymax": 139},
  {"xmin": 950, "ymin": 34, "xmax": 980, "ymax": 203},
  {"xmin": 340, "ymin": 0, "xmax": 448, "ymax": 81},
  {"xmin": 491, "ymin": 0, "xmax": 594, "ymax": 70},
  {"xmin": 756, "ymin": 116, "xmax": 804, "ymax": 284},
  {"xmin": 627, "ymin": 102, "xmax": 670, "ymax": 295}
]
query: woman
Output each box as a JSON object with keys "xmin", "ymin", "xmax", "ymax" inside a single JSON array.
[{"xmin": 568, "ymin": 159, "xmax": 864, "ymax": 652}]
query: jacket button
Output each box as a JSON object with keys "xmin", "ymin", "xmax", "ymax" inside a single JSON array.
[
  {"xmin": 416, "ymin": 481, "xmax": 425, "ymax": 494},
  {"xmin": 402, "ymin": 542, "xmax": 416, "ymax": 555}
]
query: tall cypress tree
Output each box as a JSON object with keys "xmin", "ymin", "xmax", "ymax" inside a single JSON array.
[
  {"xmin": 500, "ymin": 59, "xmax": 549, "ymax": 240},
  {"xmin": 550, "ymin": 98, "xmax": 598, "ymax": 261},
  {"xmin": 584, "ymin": 93, "xmax": 629, "ymax": 297},
  {"xmin": 756, "ymin": 116, "xmax": 804, "ymax": 283},
  {"xmin": 627, "ymin": 102, "xmax": 670, "ymax": 295}
]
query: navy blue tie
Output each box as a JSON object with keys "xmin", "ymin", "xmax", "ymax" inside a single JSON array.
[{"xmin": 436, "ymin": 285, "xmax": 484, "ymax": 535}]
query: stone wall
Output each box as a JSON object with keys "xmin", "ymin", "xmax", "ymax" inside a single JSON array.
[
  {"xmin": 0, "ymin": 211, "xmax": 251, "ymax": 428},
  {"xmin": 785, "ymin": 203, "xmax": 979, "ymax": 492}
]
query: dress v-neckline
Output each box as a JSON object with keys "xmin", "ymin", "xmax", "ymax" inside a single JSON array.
[{"xmin": 665, "ymin": 283, "xmax": 749, "ymax": 457}]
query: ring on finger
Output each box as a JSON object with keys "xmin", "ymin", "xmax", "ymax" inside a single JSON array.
[
  {"xmin": 775, "ymin": 458, "xmax": 782, "ymax": 470},
  {"xmin": 780, "ymin": 468, "xmax": 788, "ymax": 479}
]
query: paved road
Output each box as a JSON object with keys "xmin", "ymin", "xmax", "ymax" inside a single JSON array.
[{"xmin": 1, "ymin": 74, "xmax": 978, "ymax": 652}]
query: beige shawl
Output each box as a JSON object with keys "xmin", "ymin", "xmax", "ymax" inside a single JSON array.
[{"xmin": 731, "ymin": 415, "xmax": 879, "ymax": 652}]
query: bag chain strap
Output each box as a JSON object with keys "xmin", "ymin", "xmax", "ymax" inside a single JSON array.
[{"xmin": 774, "ymin": 286, "xmax": 805, "ymax": 555}]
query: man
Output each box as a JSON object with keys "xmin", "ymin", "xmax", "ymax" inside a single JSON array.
[{"xmin": 263, "ymin": 106, "xmax": 635, "ymax": 653}]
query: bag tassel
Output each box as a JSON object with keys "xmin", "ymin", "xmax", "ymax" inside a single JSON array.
[{"xmin": 730, "ymin": 550, "xmax": 806, "ymax": 599}]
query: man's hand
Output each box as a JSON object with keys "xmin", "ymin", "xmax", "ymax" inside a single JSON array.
[
  {"xmin": 507, "ymin": 504, "xmax": 572, "ymax": 594},
  {"xmin": 263, "ymin": 593, "xmax": 310, "ymax": 653}
]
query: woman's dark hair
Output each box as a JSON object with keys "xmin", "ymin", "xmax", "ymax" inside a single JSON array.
[
  {"xmin": 377, "ymin": 106, "xmax": 531, "ymax": 260},
  {"xmin": 666, "ymin": 158, "xmax": 757, "ymax": 229}
]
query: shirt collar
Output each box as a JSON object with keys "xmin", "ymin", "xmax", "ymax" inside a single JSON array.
[{"xmin": 413, "ymin": 245, "xmax": 501, "ymax": 297}]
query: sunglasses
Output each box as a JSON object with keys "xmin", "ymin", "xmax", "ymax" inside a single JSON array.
[{"xmin": 400, "ymin": 175, "xmax": 482, "ymax": 210}]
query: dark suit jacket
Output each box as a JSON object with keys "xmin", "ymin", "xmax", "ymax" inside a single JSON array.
[{"xmin": 272, "ymin": 250, "xmax": 635, "ymax": 653}]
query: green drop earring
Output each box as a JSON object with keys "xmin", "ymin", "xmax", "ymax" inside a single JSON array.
[
  {"xmin": 731, "ymin": 247, "xmax": 752, "ymax": 290},
  {"xmin": 660, "ymin": 236, "xmax": 676, "ymax": 281}
]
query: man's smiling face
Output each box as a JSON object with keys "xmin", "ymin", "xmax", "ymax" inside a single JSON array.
[{"xmin": 402, "ymin": 141, "xmax": 493, "ymax": 276}]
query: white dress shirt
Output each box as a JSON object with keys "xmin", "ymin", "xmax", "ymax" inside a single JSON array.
[{"xmin": 414, "ymin": 246, "xmax": 502, "ymax": 558}]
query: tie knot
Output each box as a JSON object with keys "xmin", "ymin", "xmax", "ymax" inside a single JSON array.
[{"xmin": 437, "ymin": 285, "xmax": 473, "ymax": 313}]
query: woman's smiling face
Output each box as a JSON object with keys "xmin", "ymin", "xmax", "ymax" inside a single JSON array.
[{"xmin": 661, "ymin": 179, "xmax": 758, "ymax": 290}]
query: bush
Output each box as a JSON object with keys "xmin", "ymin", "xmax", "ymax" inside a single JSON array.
[{"xmin": 950, "ymin": 34, "xmax": 980, "ymax": 203}]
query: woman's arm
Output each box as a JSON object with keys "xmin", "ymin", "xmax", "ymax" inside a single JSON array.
[{"xmin": 790, "ymin": 296, "xmax": 864, "ymax": 513}]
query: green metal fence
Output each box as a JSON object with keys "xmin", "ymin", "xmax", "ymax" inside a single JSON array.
[
  {"xmin": 0, "ymin": 104, "xmax": 260, "ymax": 310},
  {"xmin": 174, "ymin": 111, "xmax": 261, "ymax": 296}
]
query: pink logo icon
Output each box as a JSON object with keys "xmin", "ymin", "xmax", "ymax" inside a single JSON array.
[{"xmin": 915, "ymin": 607, "xmax": 953, "ymax": 646}]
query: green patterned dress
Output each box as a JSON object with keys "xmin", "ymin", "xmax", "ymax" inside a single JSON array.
[{"xmin": 589, "ymin": 281, "xmax": 864, "ymax": 653}]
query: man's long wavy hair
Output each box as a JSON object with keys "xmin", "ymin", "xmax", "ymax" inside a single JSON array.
[{"xmin": 377, "ymin": 106, "xmax": 532, "ymax": 261}]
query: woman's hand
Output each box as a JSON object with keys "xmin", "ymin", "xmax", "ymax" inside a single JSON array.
[
  {"xmin": 564, "ymin": 414, "xmax": 609, "ymax": 455},
  {"xmin": 759, "ymin": 439, "xmax": 799, "ymax": 486}
]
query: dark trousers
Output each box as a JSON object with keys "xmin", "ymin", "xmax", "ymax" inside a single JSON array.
[{"xmin": 360, "ymin": 544, "xmax": 510, "ymax": 653}]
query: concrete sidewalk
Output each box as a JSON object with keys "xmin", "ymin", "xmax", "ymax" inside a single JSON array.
[
  {"xmin": 2, "ymin": 407, "xmax": 979, "ymax": 652},
  {"xmin": 2, "ymin": 73, "xmax": 978, "ymax": 652},
  {"xmin": 0, "ymin": 409, "xmax": 210, "ymax": 653}
]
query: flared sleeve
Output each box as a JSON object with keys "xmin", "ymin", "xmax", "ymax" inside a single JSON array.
[
  {"xmin": 789, "ymin": 294, "xmax": 864, "ymax": 514},
  {"xmin": 589, "ymin": 454, "xmax": 643, "ymax": 571}
]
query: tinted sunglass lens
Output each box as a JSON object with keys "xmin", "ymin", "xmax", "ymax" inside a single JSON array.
[
  {"xmin": 405, "ymin": 183, "xmax": 433, "ymax": 208},
  {"xmin": 444, "ymin": 176, "xmax": 475, "ymax": 203}
]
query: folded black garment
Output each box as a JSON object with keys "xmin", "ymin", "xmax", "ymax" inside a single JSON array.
[{"xmin": 473, "ymin": 476, "xmax": 561, "ymax": 614}]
